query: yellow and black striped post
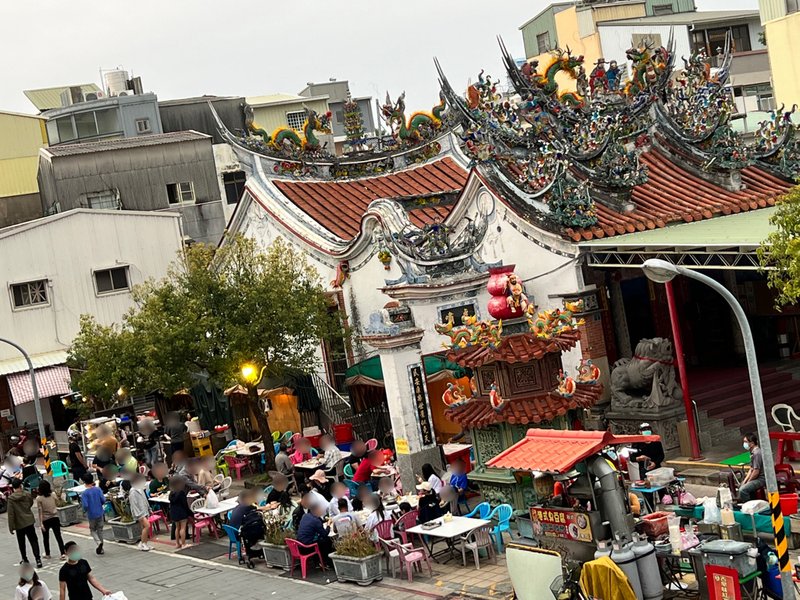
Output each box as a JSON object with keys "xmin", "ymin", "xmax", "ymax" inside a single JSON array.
[
  {"xmin": 769, "ymin": 491, "xmax": 791, "ymax": 573},
  {"xmin": 41, "ymin": 436, "xmax": 51, "ymax": 476}
]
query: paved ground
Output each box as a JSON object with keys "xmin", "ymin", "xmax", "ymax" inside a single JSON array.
[{"xmin": 0, "ymin": 513, "xmax": 514, "ymax": 600}]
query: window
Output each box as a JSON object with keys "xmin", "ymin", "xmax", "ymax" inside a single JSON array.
[
  {"xmin": 335, "ymin": 109, "xmax": 344, "ymax": 124},
  {"xmin": 536, "ymin": 31, "xmax": 551, "ymax": 54},
  {"xmin": 95, "ymin": 109, "xmax": 121, "ymax": 136},
  {"xmin": 10, "ymin": 280, "xmax": 48, "ymax": 309},
  {"xmin": 743, "ymin": 84, "xmax": 775, "ymax": 112},
  {"xmin": 166, "ymin": 182, "xmax": 195, "ymax": 204},
  {"xmin": 652, "ymin": 3, "xmax": 674, "ymax": 15},
  {"xmin": 286, "ymin": 110, "xmax": 305, "ymax": 130},
  {"xmin": 55, "ymin": 117, "xmax": 76, "ymax": 143},
  {"xmin": 94, "ymin": 267, "xmax": 129, "ymax": 294},
  {"xmin": 135, "ymin": 118, "xmax": 151, "ymax": 134},
  {"xmin": 85, "ymin": 190, "xmax": 119, "ymax": 210},
  {"xmin": 223, "ymin": 171, "xmax": 246, "ymax": 205},
  {"xmin": 74, "ymin": 111, "xmax": 98, "ymax": 138},
  {"xmin": 697, "ymin": 25, "xmax": 751, "ymax": 55}
]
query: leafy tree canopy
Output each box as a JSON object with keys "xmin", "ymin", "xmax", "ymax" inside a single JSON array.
[{"xmin": 759, "ymin": 185, "xmax": 800, "ymax": 306}]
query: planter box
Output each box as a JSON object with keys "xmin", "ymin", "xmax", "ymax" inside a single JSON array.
[
  {"xmin": 260, "ymin": 542, "xmax": 291, "ymax": 570},
  {"xmin": 57, "ymin": 504, "xmax": 82, "ymax": 527},
  {"xmin": 108, "ymin": 517, "xmax": 142, "ymax": 543},
  {"xmin": 330, "ymin": 552, "xmax": 383, "ymax": 586}
]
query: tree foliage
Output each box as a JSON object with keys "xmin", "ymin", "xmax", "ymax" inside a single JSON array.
[
  {"xmin": 758, "ymin": 185, "xmax": 800, "ymax": 306},
  {"xmin": 68, "ymin": 235, "xmax": 342, "ymax": 455}
]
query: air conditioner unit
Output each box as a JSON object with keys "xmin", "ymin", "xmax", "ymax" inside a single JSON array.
[
  {"xmin": 84, "ymin": 92, "xmax": 100, "ymax": 101},
  {"xmin": 116, "ymin": 90, "xmax": 134, "ymax": 97}
]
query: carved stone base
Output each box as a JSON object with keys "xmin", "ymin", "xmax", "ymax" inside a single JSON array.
[{"xmin": 604, "ymin": 405, "xmax": 686, "ymax": 455}]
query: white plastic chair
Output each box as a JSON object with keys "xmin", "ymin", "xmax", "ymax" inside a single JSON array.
[
  {"xmin": 772, "ymin": 403, "xmax": 800, "ymax": 432},
  {"xmin": 459, "ymin": 525, "xmax": 497, "ymax": 569},
  {"xmin": 218, "ymin": 476, "xmax": 233, "ymax": 499}
]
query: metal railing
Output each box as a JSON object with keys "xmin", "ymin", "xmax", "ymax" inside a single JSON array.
[{"xmin": 311, "ymin": 372, "xmax": 351, "ymax": 426}]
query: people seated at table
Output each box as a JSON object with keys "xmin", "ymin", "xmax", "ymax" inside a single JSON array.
[
  {"xmin": 168, "ymin": 476, "xmax": 191, "ymax": 549},
  {"xmin": 176, "ymin": 459, "xmax": 208, "ymax": 496},
  {"xmin": 417, "ymin": 481, "xmax": 444, "ymax": 523},
  {"xmin": 394, "ymin": 501, "xmax": 414, "ymax": 519},
  {"xmin": 266, "ymin": 473, "xmax": 294, "ymax": 511},
  {"xmin": 439, "ymin": 484, "xmax": 458, "ymax": 512},
  {"xmin": 193, "ymin": 458, "xmax": 216, "ymax": 489},
  {"xmin": 632, "ymin": 422, "xmax": 665, "ymax": 471},
  {"xmin": 148, "ymin": 462, "xmax": 170, "ymax": 496},
  {"xmin": 275, "ymin": 443, "xmax": 293, "ymax": 475},
  {"xmin": 739, "ymin": 432, "xmax": 766, "ymax": 502},
  {"xmin": 169, "ymin": 450, "xmax": 188, "ymax": 476},
  {"xmin": 320, "ymin": 435, "xmax": 342, "ymax": 473},
  {"xmin": 296, "ymin": 502, "xmax": 333, "ymax": 566},
  {"xmin": 115, "ymin": 448, "xmax": 139, "ymax": 475},
  {"xmin": 0, "ymin": 454, "xmax": 22, "ymax": 487},
  {"xmin": 308, "ymin": 470, "xmax": 332, "ymax": 502},
  {"xmin": 290, "ymin": 438, "xmax": 313, "ymax": 465},
  {"xmin": 331, "ymin": 498, "xmax": 357, "ymax": 535},
  {"xmin": 378, "ymin": 476, "xmax": 398, "ymax": 505},
  {"xmin": 327, "ymin": 482, "xmax": 352, "ymax": 517},
  {"xmin": 417, "ymin": 463, "xmax": 443, "ymax": 495},
  {"xmin": 364, "ymin": 493, "xmax": 392, "ymax": 541},
  {"xmin": 351, "ymin": 484, "xmax": 372, "ymax": 511},
  {"xmin": 292, "ymin": 490, "xmax": 313, "ymax": 531},
  {"xmin": 346, "ymin": 440, "xmax": 367, "ymax": 467}
]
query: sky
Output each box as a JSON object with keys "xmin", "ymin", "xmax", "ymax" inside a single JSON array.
[{"xmin": 0, "ymin": 0, "xmax": 759, "ymax": 115}]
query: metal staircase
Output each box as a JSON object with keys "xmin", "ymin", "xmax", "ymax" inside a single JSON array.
[{"xmin": 310, "ymin": 372, "xmax": 391, "ymax": 443}]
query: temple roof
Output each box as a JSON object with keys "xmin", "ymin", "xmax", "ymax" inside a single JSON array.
[
  {"xmin": 566, "ymin": 150, "xmax": 792, "ymax": 241},
  {"xmin": 445, "ymin": 382, "xmax": 602, "ymax": 429},
  {"xmin": 446, "ymin": 330, "xmax": 582, "ymax": 368},
  {"xmin": 272, "ymin": 157, "xmax": 467, "ymax": 239}
]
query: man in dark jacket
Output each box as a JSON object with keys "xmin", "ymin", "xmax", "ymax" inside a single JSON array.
[
  {"xmin": 7, "ymin": 478, "xmax": 41, "ymax": 567},
  {"xmin": 296, "ymin": 502, "xmax": 332, "ymax": 565}
]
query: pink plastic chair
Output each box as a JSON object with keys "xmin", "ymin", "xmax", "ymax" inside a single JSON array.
[
  {"xmin": 365, "ymin": 438, "xmax": 378, "ymax": 452},
  {"xmin": 395, "ymin": 510, "xmax": 420, "ymax": 546},
  {"xmin": 224, "ymin": 454, "xmax": 252, "ymax": 479},
  {"xmin": 148, "ymin": 510, "xmax": 169, "ymax": 536},
  {"xmin": 189, "ymin": 499, "xmax": 219, "ymax": 543},
  {"xmin": 285, "ymin": 538, "xmax": 326, "ymax": 579},
  {"xmin": 390, "ymin": 539, "xmax": 433, "ymax": 582}
]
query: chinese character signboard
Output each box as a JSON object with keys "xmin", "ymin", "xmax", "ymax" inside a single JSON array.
[
  {"xmin": 409, "ymin": 365, "xmax": 434, "ymax": 446},
  {"xmin": 530, "ymin": 508, "xmax": 593, "ymax": 543},
  {"xmin": 705, "ymin": 565, "xmax": 741, "ymax": 600}
]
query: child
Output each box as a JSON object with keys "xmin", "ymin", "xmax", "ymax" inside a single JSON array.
[
  {"xmin": 331, "ymin": 497, "xmax": 356, "ymax": 535},
  {"xmin": 35, "ymin": 480, "xmax": 66, "ymax": 559},
  {"xmin": 124, "ymin": 474, "xmax": 152, "ymax": 551},
  {"xmin": 15, "ymin": 563, "xmax": 52, "ymax": 600},
  {"xmin": 80, "ymin": 473, "xmax": 106, "ymax": 555},
  {"xmin": 168, "ymin": 476, "xmax": 191, "ymax": 549},
  {"xmin": 327, "ymin": 482, "xmax": 352, "ymax": 517},
  {"xmin": 378, "ymin": 476, "xmax": 398, "ymax": 505}
]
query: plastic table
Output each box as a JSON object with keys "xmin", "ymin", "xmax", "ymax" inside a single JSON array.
[{"xmin": 406, "ymin": 516, "xmax": 490, "ymax": 563}]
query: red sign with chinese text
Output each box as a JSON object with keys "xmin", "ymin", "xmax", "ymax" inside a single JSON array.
[
  {"xmin": 705, "ymin": 565, "xmax": 741, "ymax": 600},
  {"xmin": 530, "ymin": 507, "xmax": 593, "ymax": 542}
]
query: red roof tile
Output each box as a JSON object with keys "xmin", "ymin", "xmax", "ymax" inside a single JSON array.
[
  {"xmin": 446, "ymin": 331, "xmax": 582, "ymax": 368},
  {"xmin": 566, "ymin": 150, "xmax": 793, "ymax": 241},
  {"xmin": 445, "ymin": 382, "xmax": 602, "ymax": 429},
  {"xmin": 486, "ymin": 428, "xmax": 660, "ymax": 473},
  {"xmin": 273, "ymin": 158, "xmax": 467, "ymax": 239}
]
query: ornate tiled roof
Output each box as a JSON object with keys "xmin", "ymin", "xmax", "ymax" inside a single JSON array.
[
  {"xmin": 445, "ymin": 330, "xmax": 582, "ymax": 368},
  {"xmin": 445, "ymin": 382, "xmax": 602, "ymax": 428}
]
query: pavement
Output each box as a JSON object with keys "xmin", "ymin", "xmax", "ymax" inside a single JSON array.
[{"xmin": 0, "ymin": 512, "xmax": 514, "ymax": 600}]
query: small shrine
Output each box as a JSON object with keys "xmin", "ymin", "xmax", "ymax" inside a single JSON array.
[{"xmin": 438, "ymin": 266, "xmax": 603, "ymax": 510}]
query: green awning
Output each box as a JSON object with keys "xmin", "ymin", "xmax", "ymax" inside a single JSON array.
[{"xmin": 345, "ymin": 355, "xmax": 468, "ymax": 388}]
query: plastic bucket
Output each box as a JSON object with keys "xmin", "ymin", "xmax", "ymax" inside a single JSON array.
[
  {"xmin": 780, "ymin": 493, "xmax": 798, "ymax": 516},
  {"xmin": 306, "ymin": 434, "xmax": 322, "ymax": 448},
  {"xmin": 333, "ymin": 423, "xmax": 354, "ymax": 444}
]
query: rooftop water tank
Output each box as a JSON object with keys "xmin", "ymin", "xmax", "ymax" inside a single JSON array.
[{"xmin": 104, "ymin": 69, "xmax": 129, "ymax": 96}]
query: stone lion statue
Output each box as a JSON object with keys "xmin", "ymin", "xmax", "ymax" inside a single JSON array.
[{"xmin": 610, "ymin": 337, "xmax": 683, "ymax": 410}]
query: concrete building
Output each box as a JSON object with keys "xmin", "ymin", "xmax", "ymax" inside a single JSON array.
[
  {"xmin": 0, "ymin": 209, "xmax": 182, "ymax": 438},
  {"xmin": 0, "ymin": 111, "xmax": 47, "ymax": 228},
  {"xmin": 37, "ymin": 131, "xmax": 225, "ymax": 244},
  {"xmin": 759, "ymin": 0, "xmax": 800, "ymax": 106},
  {"xmin": 245, "ymin": 93, "xmax": 333, "ymax": 151},
  {"xmin": 299, "ymin": 81, "xmax": 376, "ymax": 154}
]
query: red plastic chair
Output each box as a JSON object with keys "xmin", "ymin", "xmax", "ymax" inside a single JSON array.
[
  {"xmin": 365, "ymin": 438, "xmax": 378, "ymax": 452},
  {"xmin": 189, "ymin": 499, "xmax": 219, "ymax": 543},
  {"xmin": 372, "ymin": 519, "xmax": 394, "ymax": 550},
  {"xmin": 224, "ymin": 454, "xmax": 252, "ymax": 479},
  {"xmin": 148, "ymin": 510, "xmax": 169, "ymax": 536},
  {"xmin": 391, "ymin": 539, "xmax": 433, "ymax": 582},
  {"xmin": 395, "ymin": 510, "xmax": 420, "ymax": 546},
  {"xmin": 285, "ymin": 538, "xmax": 326, "ymax": 579}
]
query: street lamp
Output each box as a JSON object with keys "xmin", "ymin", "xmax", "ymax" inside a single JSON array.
[
  {"xmin": 0, "ymin": 337, "xmax": 50, "ymax": 474},
  {"xmin": 641, "ymin": 259, "xmax": 794, "ymax": 598},
  {"xmin": 240, "ymin": 362, "xmax": 267, "ymax": 386}
]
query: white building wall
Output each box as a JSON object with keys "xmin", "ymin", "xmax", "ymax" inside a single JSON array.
[
  {"xmin": 0, "ymin": 210, "xmax": 183, "ymax": 363},
  {"xmin": 213, "ymin": 143, "xmax": 242, "ymax": 222},
  {"xmin": 598, "ymin": 23, "xmax": 691, "ymax": 62}
]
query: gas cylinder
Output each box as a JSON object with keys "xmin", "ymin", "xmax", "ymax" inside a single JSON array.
[
  {"xmin": 594, "ymin": 540, "xmax": 612, "ymax": 560},
  {"xmin": 632, "ymin": 534, "xmax": 663, "ymax": 600},
  {"xmin": 611, "ymin": 541, "xmax": 644, "ymax": 600}
]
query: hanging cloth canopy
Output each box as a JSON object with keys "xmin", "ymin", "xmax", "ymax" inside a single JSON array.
[{"xmin": 345, "ymin": 355, "xmax": 468, "ymax": 388}]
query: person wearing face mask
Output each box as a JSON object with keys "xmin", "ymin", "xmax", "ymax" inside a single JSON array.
[
  {"xmin": 632, "ymin": 423, "xmax": 665, "ymax": 472},
  {"xmin": 739, "ymin": 433, "xmax": 766, "ymax": 502},
  {"xmin": 15, "ymin": 563, "xmax": 52, "ymax": 600},
  {"xmin": 58, "ymin": 542, "xmax": 111, "ymax": 600}
]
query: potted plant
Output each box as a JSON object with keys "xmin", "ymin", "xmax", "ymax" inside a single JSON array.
[
  {"xmin": 329, "ymin": 527, "xmax": 383, "ymax": 586},
  {"xmin": 52, "ymin": 481, "xmax": 82, "ymax": 526},
  {"xmin": 260, "ymin": 514, "xmax": 293, "ymax": 570},
  {"xmin": 107, "ymin": 489, "xmax": 142, "ymax": 543}
]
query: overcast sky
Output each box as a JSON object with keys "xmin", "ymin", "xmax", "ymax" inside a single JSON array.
[{"xmin": 0, "ymin": 0, "xmax": 758, "ymax": 115}]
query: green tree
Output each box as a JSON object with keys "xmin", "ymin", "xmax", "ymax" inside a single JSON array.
[
  {"xmin": 68, "ymin": 235, "xmax": 342, "ymax": 470},
  {"xmin": 758, "ymin": 185, "xmax": 800, "ymax": 306}
]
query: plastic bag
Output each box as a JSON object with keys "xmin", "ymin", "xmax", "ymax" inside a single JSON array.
[
  {"xmin": 102, "ymin": 593, "xmax": 127, "ymax": 600},
  {"xmin": 205, "ymin": 489, "xmax": 219, "ymax": 509},
  {"xmin": 703, "ymin": 496, "xmax": 721, "ymax": 524}
]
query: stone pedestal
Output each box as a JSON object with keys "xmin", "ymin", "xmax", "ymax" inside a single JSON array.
[{"xmin": 604, "ymin": 405, "xmax": 685, "ymax": 455}]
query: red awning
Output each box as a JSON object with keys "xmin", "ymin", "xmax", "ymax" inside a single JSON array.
[
  {"xmin": 7, "ymin": 365, "xmax": 72, "ymax": 406},
  {"xmin": 486, "ymin": 428, "xmax": 661, "ymax": 474}
]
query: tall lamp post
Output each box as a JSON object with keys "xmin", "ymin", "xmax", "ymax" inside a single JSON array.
[
  {"xmin": 641, "ymin": 259, "xmax": 794, "ymax": 598},
  {"xmin": 240, "ymin": 361, "xmax": 276, "ymax": 472},
  {"xmin": 0, "ymin": 337, "xmax": 50, "ymax": 474}
]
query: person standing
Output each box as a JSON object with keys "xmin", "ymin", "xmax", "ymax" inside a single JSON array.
[
  {"xmin": 79, "ymin": 474, "xmax": 105, "ymax": 555},
  {"xmin": 739, "ymin": 433, "xmax": 766, "ymax": 502},
  {"xmin": 7, "ymin": 478, "xmax": 42, "ymax": 567},
  {"xmin": 14, "ymin": 563, "xmax": 52, "ymax": 600},
  {"xmin": 135, "ymin": 417, "xmax": 160, "ymax": 467},
  {"xmin": 168, "ymin": 476, "xmax": 191, "ymax": 549},
  {"xmin": 35, "ymin": 480, "xmax": 66, "ymax": 559},
  {"xmin": 163, "ymin": 413, "xmax": 187, "ymax": 463},
  {"xmin": 123, "ymin": 475, "xmax": 152, "ymax": 552},
  {"xmin": 58, "ymin": 542, "xmax": 111, "ymax": 600},
  {"xmin": 632, "ymin": 423, "xmax": 665, "ymax": 471},
  {"xmin": 67, "ymin": 432, "xmax": 87, "ymax": 481}
]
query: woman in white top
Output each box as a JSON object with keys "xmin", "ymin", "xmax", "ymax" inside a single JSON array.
[
  {"xmin": 15, "ymin": 565, "xmax": 52, "ymax": 600},
  {"xmin": 364, "ymin": 493, "xmax": 393, "ymax": 541},
  {"xmin": 418, "ymin": 463, "xmax": 443, "ymax": 495}
]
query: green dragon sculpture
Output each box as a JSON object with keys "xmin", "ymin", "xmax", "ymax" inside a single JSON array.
[
  {"xmin": 535, "ymin": 48, "xmax": 585, "ymax": 105},
  {"xmin": 381, "ymin": 92, "xmax": 446, "ymax": 142},
  {"xmin": 624, "ymin": 41, "xmax": 670, "ymax": 96},
  {"xmin": 244, "ymin": 105, "xmax": 332, "ymax": 151}
]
